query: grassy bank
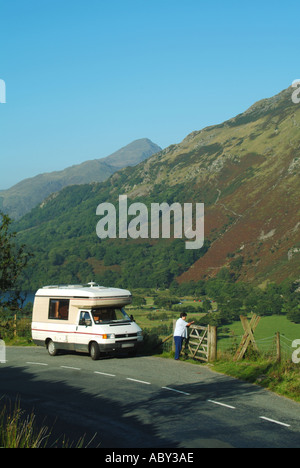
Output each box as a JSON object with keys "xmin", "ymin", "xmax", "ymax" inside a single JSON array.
[
  {"xmin": 212, "ymin": 359, "xmax": 300, "ymax": 403},
  {"xmin": 0, "ymin": 402, "xmax": 50, "ymax": 448},
  {"xmin": 0, "ymin": 400, "xmax": 96, "ymax": 448}
]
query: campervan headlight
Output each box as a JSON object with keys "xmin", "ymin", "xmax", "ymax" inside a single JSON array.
[
  {"xmin": 100, "ymin": 333, "xmax": 115, "ymax": 340},
  {"xmin": 137, "ymin": 331, "xmax": 143, "ymax": 337}
]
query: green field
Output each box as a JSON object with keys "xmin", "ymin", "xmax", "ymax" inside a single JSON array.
[
  {"xmin": 219, "ymin": 315, "xmax": 300, "ymax": 341},
  {"xmin": 218, "ymin": 314, "xmax": 300, "ymax": 357}
]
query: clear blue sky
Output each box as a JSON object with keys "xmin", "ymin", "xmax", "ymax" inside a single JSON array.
[{"xmin": 0, "ymin": 0, "xmax": 299, "ymax": 189}]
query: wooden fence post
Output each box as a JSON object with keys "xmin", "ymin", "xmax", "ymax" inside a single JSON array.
[
  {"xmin": 208, "ymin": 325, "xmax": 217, "ymax": 362},
  {"xmin": 13, "ymin": 313, "xmax": 17, "ymax": 338},
  {"xmin": 276, "ymin": 332, "xmax": 281, "ymax": 363},
  {"xmin": 234, "ymin": 315, "xmax": 261, "ymax": 361}
]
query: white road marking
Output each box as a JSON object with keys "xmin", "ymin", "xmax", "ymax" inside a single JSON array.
[
  {"xmin": 26, "ymin": 362, "xmax": 48, "ymax": 366},
  {"xmin": 260, "ymin": 416, "xmax": 291, "ymax": 428},
  {"xmin": 208, "ymin": 399, "xmax": 236, "ymax": 410},
  {"xmin": 94, "ymin": 371, "xmax": 116, "ymax": 377},
  {"xmin": 162, "ymin": 386, "xmax": 190, "ymax": 396},
  {"xmin": 127, "ymin": 378, "xmax": 151, "ymax": 385},
  {"xmin": 60, "ymin": 366, "xmax": 81, "ymax": 370}
]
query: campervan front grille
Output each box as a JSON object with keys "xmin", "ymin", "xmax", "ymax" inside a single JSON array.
[{"xmin": 115, "ymin": 333, "xmax": 137, "ymax": 339}]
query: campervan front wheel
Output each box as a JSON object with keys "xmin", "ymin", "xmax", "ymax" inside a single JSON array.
[
  {"xmin": 47, "ymin": 339, "xmax": 58, "ymax": 357},
  {"xmin": 90, "ymin": 342, "xmax": 100, "ymax": 361}
]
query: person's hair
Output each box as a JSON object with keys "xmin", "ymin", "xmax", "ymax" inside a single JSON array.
[{"xmin": 180, "ymin": 312, "xmax": 187, "ymax": 318}]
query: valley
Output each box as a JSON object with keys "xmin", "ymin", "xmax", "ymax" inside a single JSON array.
[{"xmin": 12, "ymin": 85, "xmax": 300, "ymax": 290}]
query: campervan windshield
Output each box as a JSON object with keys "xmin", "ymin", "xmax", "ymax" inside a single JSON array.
[{"xmin": 91, "ymin": 307, "xmax": 131, "ymax": 324}]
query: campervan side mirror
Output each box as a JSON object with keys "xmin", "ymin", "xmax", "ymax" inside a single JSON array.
[
  {"xmin": 130, "ymin": 315, "xmax": 135, "ymax": 322},
  {"xmin": 79, "ymin": 318, "xmax": 92, "ymax": 327}
]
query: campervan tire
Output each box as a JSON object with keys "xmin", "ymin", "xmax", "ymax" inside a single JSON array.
[
  {"xmin": 90, "ymin": 342, "xmax": 100, "ymax": 361},
  {"xmin": 47, "ymin": 339, "xmax": 58, "ymax": 356}
]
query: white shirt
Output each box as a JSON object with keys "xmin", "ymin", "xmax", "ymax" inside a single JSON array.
[{"xmin": 174, "ymin": 318, "xmax": 188, "ymax": 338}]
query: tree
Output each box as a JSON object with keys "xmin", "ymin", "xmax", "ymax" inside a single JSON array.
[
  {"xmin": 202, "ymin": 298, "xmax": 212, "ymax": 314},
  {"xmin": 287, "ymin": 306, "xmax": 300, "ymax": 324},
  {"xmin": 0, "ymin": 213, "xmax": 33, "ymax": 308},
  {"xmin": 132, "ymin": 296, "xmax": 146, "ymax": 306}
]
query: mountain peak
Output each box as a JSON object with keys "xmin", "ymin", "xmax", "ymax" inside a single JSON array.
[
  {"xmin": 102, "ymin": 138, "xmax": 161, "ymax": 167},
  {"xmin": 0, "ymin": 138, "xmax": 162, "ymax": 219}
]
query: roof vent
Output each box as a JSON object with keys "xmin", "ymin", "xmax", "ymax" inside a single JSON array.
[{"xmin": 87, "ymin": 281, "xmax": 98, "ymax": 288}]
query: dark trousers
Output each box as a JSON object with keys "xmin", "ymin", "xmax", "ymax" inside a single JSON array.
[{"xmin": 174, "ymin": 336, "xmax": 184, "ymax": 360}]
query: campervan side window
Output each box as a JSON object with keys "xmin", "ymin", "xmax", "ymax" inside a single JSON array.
[{"xmin": 48, "ymin": 299, "xmax": 70, "ymax": 320}]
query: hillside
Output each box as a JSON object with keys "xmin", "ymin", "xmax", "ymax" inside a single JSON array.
[
  {"xmin": 14, "ymin": 86, "xmax": 300, "ymax": 290},
  {"xmin": 0, "ymin": 138, "xmax": 161, "ymax": 220}
]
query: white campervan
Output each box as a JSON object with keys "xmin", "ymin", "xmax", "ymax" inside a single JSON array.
[{"xmin": 31, "ymin": 283, "xmax": 143, "ymax": 360}]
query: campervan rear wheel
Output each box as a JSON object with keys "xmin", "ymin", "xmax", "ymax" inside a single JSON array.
[
  {"xmin": 90, "ymin": 342, "xmax": 100, "ymax": 361},
  {"xmin": 47, "ymin": 339, "xmax": 58, "ymax": 356}
]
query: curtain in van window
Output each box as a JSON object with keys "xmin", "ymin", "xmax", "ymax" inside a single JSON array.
[{"xmin": 48, "ymin": 299, "xmax": 70, "ymax": 320}]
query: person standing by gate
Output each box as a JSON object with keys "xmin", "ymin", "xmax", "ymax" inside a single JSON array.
[{"xmin": 173, "ymin": 312, "xmax": 194, "ymax": 360}]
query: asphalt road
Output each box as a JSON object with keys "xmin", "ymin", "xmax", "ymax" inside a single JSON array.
[{"xmin": 0, "ymin": 346, "xmax": 299, "ymax": 448}]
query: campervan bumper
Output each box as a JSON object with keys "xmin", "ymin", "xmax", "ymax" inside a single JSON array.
[{"xmin": 99, "ymin": 337, "xmax": 143, "ymax": 353}]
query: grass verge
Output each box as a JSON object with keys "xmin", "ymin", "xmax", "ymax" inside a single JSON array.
[
  {"xmin": 212, "ymin": 359, "xmax": 300, "ymax": 402},
  {"xmin": 0, "ymin": 401, "xmax": 50, "ymax": 448},
  {"xmin": 0, "ymin": 399, "xmax": 97, "ymax": 448}
]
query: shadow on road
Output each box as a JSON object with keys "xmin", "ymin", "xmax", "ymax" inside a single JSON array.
[{"xmin": 0, "ymin": 365, "xmax": 176, "ymax": 448}]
